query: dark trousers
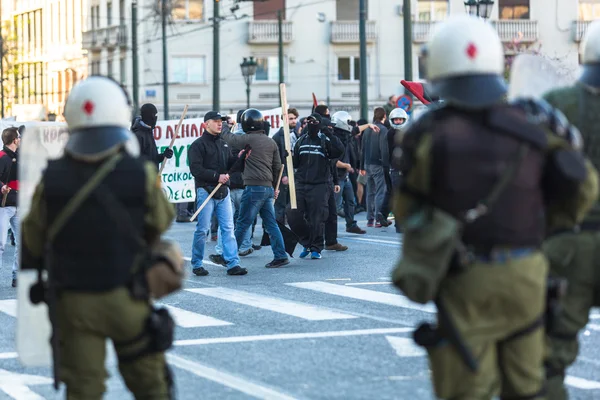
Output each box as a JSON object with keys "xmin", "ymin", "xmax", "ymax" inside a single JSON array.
[
  {"xmin": 336, "ymin": 177, "xmax": 357, "ymax": 227},
  {"xmin": 274, "ymin": 184, "xmax": 289, "ymax": 224},
  {"xmin": 325, "ymin": 184, "xmax": 338, "ymax": 246},
  {"xmin": 389, "ymin": 169, "xmax": 403, "ymax": 232},
  {"xmin": 380, "ymin": 168, "xmax": 393, "ymax": 218},
  {"xmin": 289, "ymin": 182, "xmax": 329, "ymax": 253}
]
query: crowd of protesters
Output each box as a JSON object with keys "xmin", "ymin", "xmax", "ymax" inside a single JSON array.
[{"xmin": 133, "ymin": 99, "xmax": 409, "ymax": 275}]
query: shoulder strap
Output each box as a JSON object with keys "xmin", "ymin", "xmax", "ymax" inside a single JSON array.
[
  {"xmin": 47, "ymin": 153, "xmax": 124, "ymax": 243},
  {"xmin": 464, "ymin": 144, "xmax": 529, "ymax": 223}
]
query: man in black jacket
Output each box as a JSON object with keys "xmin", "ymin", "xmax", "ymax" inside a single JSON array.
[
  {"xmin": 0, "ymin": 127, "xmax": 20, "ymax": 287},
  {"xmin": 188, "ymin": 111, "xmax": 247, "ymax": 276},
  {"xmin": 360, "ymin": 107, "xmax": 391, "ymax": 228},
  {"xmin": 289, "ymin": 113, "xmax": 344, "ymax": 259},
  {"xmin": 131, "ymin": 103, "xmax": 174, "ymax": 168},
  {"xmin": 331, "ymin": 112, "xmax": 366, "ymax": 234},
  {"xmin": 271, "ymin": 107, "xmax": 298, "ymax": 224}
]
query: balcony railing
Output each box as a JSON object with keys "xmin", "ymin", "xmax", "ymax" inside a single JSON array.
[
  {"xmin": 572, "ymin": 20, "xmax": 591, "ymax": 42},
  {"xmin": 82, "ymin": 25, "xmax": 128, "ymax": 51},
  {"xmin": 330, "ymin": 21, "xmax": 377, "ymax": 44},
  {"xmin": 412, "ymin": 19, "xmax": 538, "ymax": 44},
  {"xmin": 248, "ymin": 20, "xmax": 293, "ymax": 44},
  {"xmin": 492, "ymin": 20, "xmax": 538, "ymax": 43},
  {"xmin": 413, "ymin": 21, "xmax": 435, "ymax": 43}
]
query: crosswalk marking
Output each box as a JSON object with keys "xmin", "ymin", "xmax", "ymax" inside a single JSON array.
[
  {"xmin": 565, "ymin": 375, "xmax": 600, "ymax": 390},
  {"xmin": 587, "ymin": 324, "xmax": 600, "ymax": 331},
  {"xmin": 0, "ymin": 300, "xmax": 16, "ymax": 318},
  {"xmin": 159, "ymin": 304, "xmax": 232, "ymax": 328},
  {"xmin": 286, "ymin": 281, "xmax": 436, "ymax": 313},
  {"xmin": 185, "ymin": 287, "xmax": 357, "ymax": 321}
]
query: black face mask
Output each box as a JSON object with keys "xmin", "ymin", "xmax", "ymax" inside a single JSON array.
[
  {"xmin": 141, "ymin": 104, "xmax": 158, "ymax": 128},
  {"xmin": 308, "ymin": 123, "xmax": 320, "ymax": 136}
]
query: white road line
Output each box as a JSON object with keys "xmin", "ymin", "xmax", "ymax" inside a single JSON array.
[
  {"xmin": 386, "ymin": 336, "xmax": 426, "ymax": 357},
  {"xmin": 175, "ymin": 327, "xmax": 414, "ymax": 346},
  {"xmin": 0, "ymin": 384, "xmax": 47, "ymax": 400},
  {"xmin": 158, "ymin": 304, "xmax": 232, "ymax": 328},
  {"xmin": 565, "ymin": 375, "xmax": 600, "ymax": 390},
  {"xmin": 345, "ymin": 282, "xmax": 392, "ymax": 286},
  {"xmin": 325, "ymin": 278, "xmax": 352, "ymax": 281},
  {"xmin": 182, "ymin": 256, "xmax": 221, "ymax": 267},
  {"xmin": 587, "ymin": 324, "xmax": 600, "ymax": 331},
  {"xmin": 186, "ymin": 287, "xmax": 357, "ymax": 321},
  {"xmin": 590, "ymin": 314, "xmax": 600, "ymax": 320},
  {"xmin": 0, "ymin": 353, "xmax": 17, "ymax": 359},
  {"xmin": 339, "ymin": 236, "xmax": 400, "ymax": 246},
  {"xmin": 0, "ymin": 299, "xmax": 16, "ymax": 318},
  {"xmin": 167, "ymin": 354, "xmax": 298, "ymax": 400},
  {"xmin": 286, "ymin": 281, "xmax": 435, "ymax": 314}
]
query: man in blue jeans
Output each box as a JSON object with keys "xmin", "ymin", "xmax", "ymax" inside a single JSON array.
[
  {"xmin": 221, "ymin": 109, "xmax": 290, "ymax": 269},
  {"xmin": 188, "ymin": 111, "xmax": 248, "ymax": 276}
]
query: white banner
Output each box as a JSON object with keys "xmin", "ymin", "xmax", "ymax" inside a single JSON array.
[
  {"xmin": 3, "ymin": 107, "xmax": 284, "ymax": 204},
  {"xmin": 151, "ymin": 107, "xmax": 283, "ymax": 203}
]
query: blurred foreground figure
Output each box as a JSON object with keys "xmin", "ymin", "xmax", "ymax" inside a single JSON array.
[
  {"xmin": 391, "ymin": 15, "xmax": 597, "ymax": 400},
  {"xmin": 20, "ymin": 76, "xmax": 178, "ymax": 399},
  {"xmin": 542, "ymin": 19, "xmax": 600, "ymax": 400}
]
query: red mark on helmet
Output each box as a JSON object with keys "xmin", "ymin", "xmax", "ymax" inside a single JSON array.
[
  {"xmin": 83, "ymin": 101, "xmax": 94, "ymax": 115},
  {"xmin": 466, "ymin": 43, "xmax": 478, "ymax": 59}
]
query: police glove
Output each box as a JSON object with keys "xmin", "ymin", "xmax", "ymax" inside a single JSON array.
[{"xmin": 163, "ymin": 148, "xmax": 174, "ymax": 159}]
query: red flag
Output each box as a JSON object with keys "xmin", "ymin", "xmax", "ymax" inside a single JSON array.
[{"xmin": 400, "ymin": 80, "xmax": 430, "ymax": 105}]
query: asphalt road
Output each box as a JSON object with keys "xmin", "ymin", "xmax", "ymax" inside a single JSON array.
[{"xmin": 0, "ymin": 214, "xmax": 599, "ymax": 400}]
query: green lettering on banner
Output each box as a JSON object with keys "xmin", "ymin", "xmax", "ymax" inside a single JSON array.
[
  {"xmin": 186, "ymin": 144, "xmax": 192, "ymax": 167},
  {"xmin": 173, "ymin": 145, "xmax": 185, "ymax": 167},
  {"xmin": 163, "ymin": 185, "xmax": 195, "ymax": 202}
]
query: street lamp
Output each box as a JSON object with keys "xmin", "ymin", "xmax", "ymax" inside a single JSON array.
[
  {"xmin": 240, "ymin": 56, "xmax": 258, "ymax": 109},
  {"xmin": 464, "ymin": 0, "xmax": 494, "ymax": 20}
]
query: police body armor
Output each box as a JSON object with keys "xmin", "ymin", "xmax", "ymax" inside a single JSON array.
[
  {"xmin": 428, "ymin": 106, "xmax": 547, "ymax": 251},
  {"xmin": 43, "ymin": 154, "xmax": 146, "ymax": 291}
]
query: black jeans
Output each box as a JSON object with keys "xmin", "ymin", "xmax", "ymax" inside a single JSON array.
[{"xmin": 288, "ymin": 182, "xmax": 329, "ymax": 253}]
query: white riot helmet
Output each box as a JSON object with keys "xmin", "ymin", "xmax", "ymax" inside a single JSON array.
[
  {"xmin": 427, "ymin": 15, "xmax": 506, "ymax": 109},
  {"xmin": 63, "ymin": 76, "xmax": 134, "ymax": 160},
  {"xmin": 389, "ymin": 108, "xmax": 409, "ymax": 129},
  {"xmin": 331, "ymin": 111, "xmax": 353, "ymax": 133},
  {"xmin": 580, "ymin": 20, "xmax": 600, "ymax": 88}
]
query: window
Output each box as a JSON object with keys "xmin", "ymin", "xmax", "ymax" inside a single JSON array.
[
  {"xmin": 499, "ymin": 0, "xmax": 529, "ymax": 19},
  {"xmin": 91, "ymin": 61, "xmax": 100, "ymax": 75},
  {"xmin": 337, "ymin": 56, "xmax": 361, "ymax": 82},
  {"xmin": 416, "ymin": 0, "xmax": 448, "ymax": 22},
  {"xmin": 172, "ymin": 0, "xmax": 203, "ymax": 20},
  {"xmin": 107, "ymin": 57, "xmax": 113, "ymax": 78},
  {"xmin": 120, "ymin": 57, "xmax": 126, "ymax": 84},
  {"xmin": 418, "ymin": 55, "xmax": 427, "ymax": 80},
  {"xmin": 254, "ymin": 0, "xmax": 285, "ymax": 20},
  {"xmin": 579, "ymin": 0, "xmax": 600, "ymax": 20},
  {"xmin": 119, "ymin": 0, "xmax": 126, "ymax": 25},
  {"xmin": 336, "ymin": 0, "xmax": 367, "ymax": 21},
  {"xmin": 254, "ymin": 56, "xmax": 288, "ymax": 82},
  {"xmin": 170, "ymin": 56, "xmax": 206, "ymax": 83},
  {"xmin": 95, "ymin": 5, "xmax": 100, "ymax": 29},
  {"xmin": 107, "ymin": 2, "xmax": 113, "ymax": 26}
]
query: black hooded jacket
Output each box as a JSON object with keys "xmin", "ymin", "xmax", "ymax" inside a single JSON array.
[{"xmin": 131, "ymin": 117, "xmax": 165, "ymax": 168}]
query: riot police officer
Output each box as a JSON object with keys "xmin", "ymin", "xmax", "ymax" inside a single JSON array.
[
  {"xmin": 21, "ymin": 76, "xmax": 177, "ymax": 399},
  {"xmin": 541, "ymin": 19, "xmax": 600, "ymax": 400},
  {"xmin": 391, "ymin": 15, "xmax": 598, "ymax": 400}
]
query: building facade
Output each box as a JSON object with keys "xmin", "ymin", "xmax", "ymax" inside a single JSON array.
[
  {"xmin": 0, "ymin": 0, "xmax": 593, "ymax": 121},
  {"xmin": 0, "ymin": 0, "xmax": 87, "ymax": 120}
]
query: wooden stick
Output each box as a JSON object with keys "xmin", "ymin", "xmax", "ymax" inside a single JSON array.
[
  {"xmin": 2, "ymin": 158, "xmax": 16, "ymax": 207},
  {"xmin": 189, "ymin": 183, "xmax": 223, "ymax": 222},
  {"xmin": 274, "ymin": 165, "xmax": 285, "ymax": 192},
  {"xmin": 279, "ymin": 83, "xmax": 297, "ymax": 209},
  {"xmin": 272, "ymin": 165, "xmax": 285, "ymax": 205},
  {"xmin": 1, "ymin": 188, "xmax": 10, "ymax": 207},
  {"xmin": 158, "ymin": 104, "xmax": 189, "ymax": 177}
]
